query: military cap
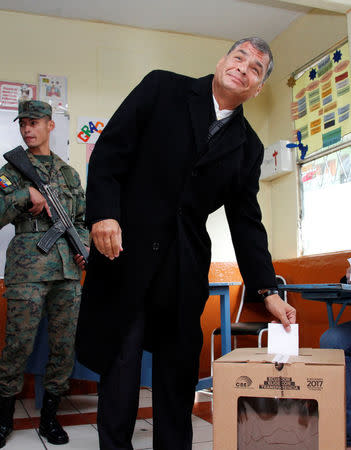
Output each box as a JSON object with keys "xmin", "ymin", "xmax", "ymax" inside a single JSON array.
[{"xmin": 14, "ymin": 100, "xmax": 52, "ymax": 121}]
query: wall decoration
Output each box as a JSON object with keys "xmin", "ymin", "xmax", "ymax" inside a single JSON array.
[
  {"xmin": 290, "ymin": 41, "xmax": 351, "ymax": 158},
  {"xmin": 39, "ymin": 74, "xmax": 67, "ymax": 113},
  {"xmin": 0, "ymin": 81, "xmax": 37, "ymax": 110},
  {"xmin": 76, "ymin": 117, "xmax": 108, "ymax": 144},
  {"xmin": 287, "ymin": 76, "xmax": 296, "ymax": 88},
  {"xmin": 286, "ymin": 130, "xmax": 308, "ymax": 160}
]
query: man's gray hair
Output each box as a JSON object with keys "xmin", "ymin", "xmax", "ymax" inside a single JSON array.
[{"xmin": 227, "ymin": 37, "xmax": 274, "ymax": 83}]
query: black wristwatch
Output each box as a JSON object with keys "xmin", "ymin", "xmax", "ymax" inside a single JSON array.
[{"xmin": 258, "ymin": 289, "xmax": 279, "ymax": 299}]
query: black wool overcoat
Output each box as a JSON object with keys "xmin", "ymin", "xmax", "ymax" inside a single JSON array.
[{"xmin": 75, "ymin": 70, "xmax": 277, "ymax": 375}]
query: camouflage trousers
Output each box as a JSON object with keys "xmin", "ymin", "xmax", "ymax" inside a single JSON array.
[{"xmin": 0, "ymin": 279, "xmax": 81, "ymax": 397}]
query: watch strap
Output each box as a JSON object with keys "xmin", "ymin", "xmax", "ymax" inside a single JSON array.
[{"xmin": 259, "ymin": 289, "xmax": 279, "ymax": 299}]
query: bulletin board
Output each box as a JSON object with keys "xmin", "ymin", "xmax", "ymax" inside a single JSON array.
[
  {"xmin": 0, "ymin": 110, "xmax": 69, "ymax": 279},
  {"xmin": 291, "ymin": 41, "xmax": 351, "ymax": 157}
]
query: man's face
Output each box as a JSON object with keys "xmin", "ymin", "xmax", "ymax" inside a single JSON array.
[
  {"xmin": 214, "ymin": 41, "xmax": 270, "ymax": 104},
  {"xmin": 19, "ymin": 117, "xmax": 54, "ymax": 149}
]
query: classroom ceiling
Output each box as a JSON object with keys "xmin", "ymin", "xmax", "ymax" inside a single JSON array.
[
  {"xmin": 0, "ymin": 0, "xmax": 311, "ymax": 42},
  {"xmin": 0, "ymin": 0, "xmax": 348, "ymax": 42}
]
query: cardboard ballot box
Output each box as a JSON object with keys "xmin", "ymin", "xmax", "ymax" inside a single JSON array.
[{"xmin": 213, "ymin": 348, "xmax": 345, "ymax": 450}]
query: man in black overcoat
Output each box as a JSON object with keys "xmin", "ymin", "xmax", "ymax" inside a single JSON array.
[{"xmin": 76, "ymin": 36, "xmax": 296, "ymax": 449}]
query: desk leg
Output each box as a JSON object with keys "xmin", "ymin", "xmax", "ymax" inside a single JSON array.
[
  {"xmin": 335, "ymin": 304, "xmax": 347, "ymax": 326},
  {"xmin": 326, "ymin": 302, "xmax": 336, "ymax": 328},
  {"xmin": 196, "ymin": 286, "xmax": 232, "ymax": 391},
  {"xmin": 220, "ymin": 291, "xmax": 231, "ymax": 356}
]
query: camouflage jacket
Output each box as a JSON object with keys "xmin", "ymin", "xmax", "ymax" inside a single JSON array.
[{"xmin": 0, "ymin": 150, "xmax": 89, "ymax": 285}]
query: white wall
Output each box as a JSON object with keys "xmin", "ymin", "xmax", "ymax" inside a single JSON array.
[{"xmin": 0, "ymin": 11, "xmax": 235, "ymax": 175}]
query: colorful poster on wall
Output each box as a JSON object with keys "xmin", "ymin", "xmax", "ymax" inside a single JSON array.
[
  {"xmin": 291, "ymin": 41, "xmax": 351, "ymax": 158},
  {"xmin": 0, "ymin": 82, "xmax": 37, "ymax": 110},
  {"xmin": 76, "ymin": 117, "xmax": 108, "ymax": 144},
  {"xmin": 38, "ymin": 74, "xmax": 67, "ymax": 113}
]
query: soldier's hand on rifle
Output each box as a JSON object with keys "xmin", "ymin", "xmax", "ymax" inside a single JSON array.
[
  {"xmin": 91, "ymin": 219, "xmax": 123, "ymax": 260},
  {"xmin": 74, "ymin": 247, "xmax": 90, "ymax": 270},
  {"xmin": 28, "ymin": 186, "xmax": 51, "ymax": 217}
]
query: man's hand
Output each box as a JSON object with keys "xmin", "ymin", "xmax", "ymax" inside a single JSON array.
[
  {"xmin": 28, "ymin": 186, "xmax": 51, "ymax": 217},
  {"xmin": 91, "ymin": 219, "xmax": 123, "ymax": 260},
  {"xmin": 74, "ymin": 247, "xmax": 90, "ymax": 270},
  {"xmin": 264, "ymin": 294, "xmax": 296, "ymax": 331}
]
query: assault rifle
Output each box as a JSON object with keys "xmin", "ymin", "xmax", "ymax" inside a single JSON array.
[{"xmin": 4, "ymin": 146, "xmax": 89, "ymax": 266}]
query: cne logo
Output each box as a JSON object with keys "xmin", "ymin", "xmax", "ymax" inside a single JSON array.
[{"xmin": 235, "ymin": 376, "xmax": 253, "ymax": 388}]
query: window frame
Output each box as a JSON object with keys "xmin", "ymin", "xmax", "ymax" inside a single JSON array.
[{"xmin": 297, "ymin": 133, "xmax": 351, "ymax": 256}]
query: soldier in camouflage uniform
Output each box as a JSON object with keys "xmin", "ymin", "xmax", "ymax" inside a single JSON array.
[{"xmin": 0, "ymin": 100, "xmax": 89, "ymax": 447}]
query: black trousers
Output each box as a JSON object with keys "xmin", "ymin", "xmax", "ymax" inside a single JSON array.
[{"xmin": 97, "ymin": 304, "xmax": 200, "ymax": 450}]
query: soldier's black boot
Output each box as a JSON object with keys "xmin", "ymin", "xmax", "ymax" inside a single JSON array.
[
  {"xmin": 39, "ymin": 391, "xmax": 69, "ymax": 445},
  {"xmin": 0, "ymin": 395, "xmax": 16, "ymax": 448}
]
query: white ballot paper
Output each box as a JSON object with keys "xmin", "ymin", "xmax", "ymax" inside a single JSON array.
[{"xmin": 268, "ymin": 323, "xmax": 299, "ymax": 356}]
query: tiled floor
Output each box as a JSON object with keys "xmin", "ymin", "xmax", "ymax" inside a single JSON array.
[{"xmin": 8, "ymin": 389, "xmax": 213, "ymax": 449}]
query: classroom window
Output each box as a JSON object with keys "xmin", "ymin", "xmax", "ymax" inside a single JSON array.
[{"xmin": 299, "ymin": 142, "xmax": 351, "ymax": 255}]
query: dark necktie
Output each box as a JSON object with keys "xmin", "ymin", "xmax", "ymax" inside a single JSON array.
[{"xmin": 207, "ymin": 115, "xmax": 232, "ymax": 143}]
